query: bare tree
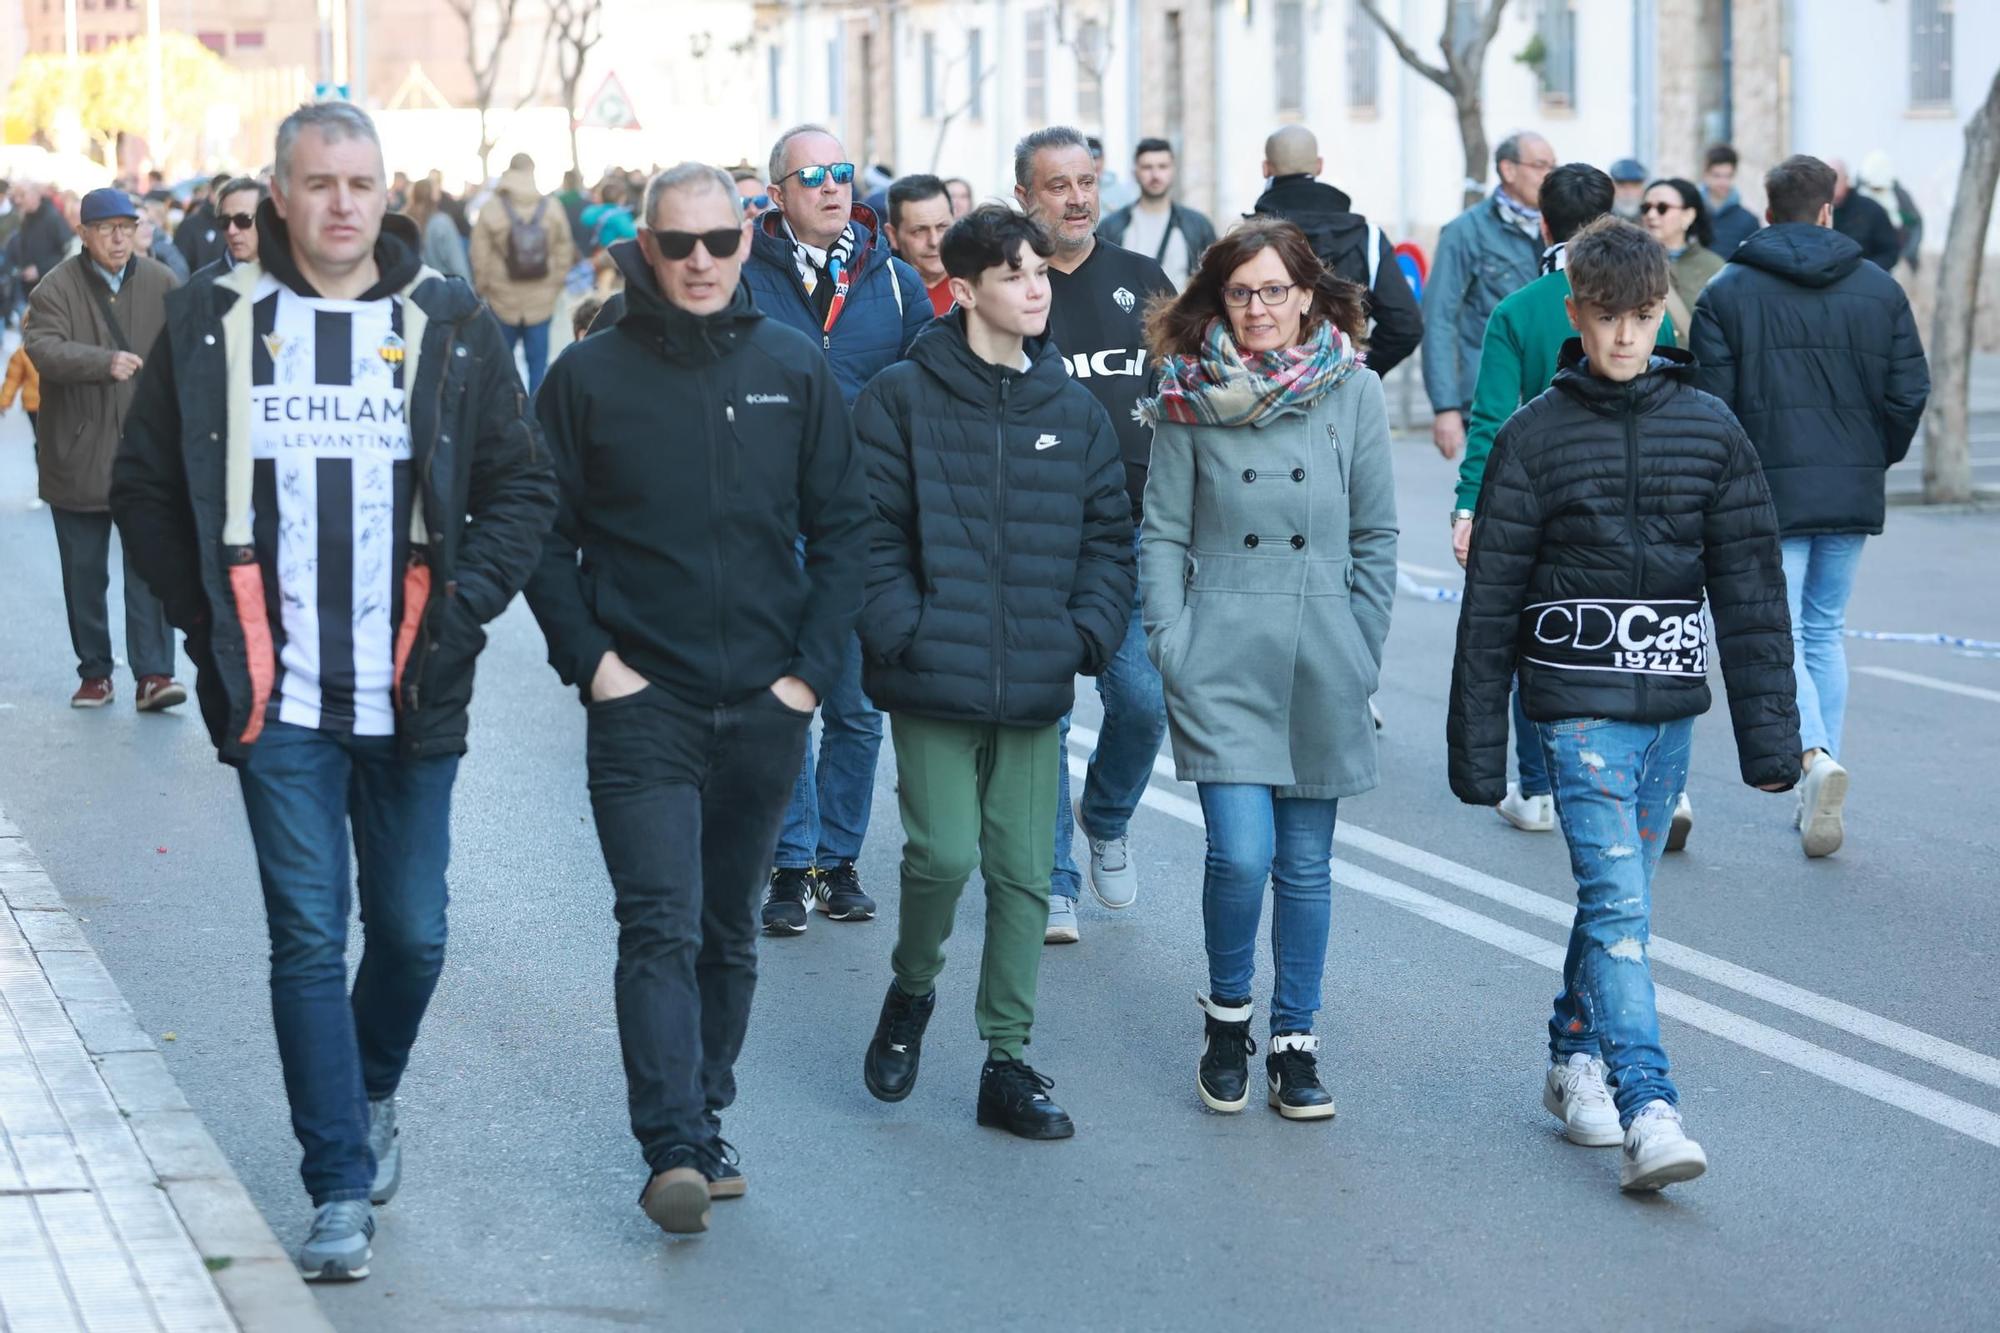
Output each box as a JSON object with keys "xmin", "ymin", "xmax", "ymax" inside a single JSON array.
[
  {"xmin": 928, "ymin": 23, "xmax": 998, "ymax": 172},
  {"xmin": 547, "ymin": 0, "xmax": 605, "ymax": 177},
  {"xmin": 1053, "ymin": 0, "xmax": 1115, "ymax": 128},
  {"xmin": 1358, "ymin": 0, "xmax": 1513, "ymax": 208},
  {"xmin": 448, "ymin": 0, "xmax": 546, "ymax": 179},
  {"xmin": 1923, "ymin": 63, "xmax": 2000, "ymax": 505}
]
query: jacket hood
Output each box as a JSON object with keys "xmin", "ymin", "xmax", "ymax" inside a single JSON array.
[
  {"xmin": 1253, "ymin": 174, "xmax": 1355, "ymax": 218},
  {"xmin": 496, "ymin": 167, "xmax": 542, "ymax": 206},
  {"xmin": 609, "ymin": 237, "xmax": 763, "ymax": 363},
  {"xmin": 755, "ymin": 202, "xmax": 890, "ymax": 276},
  {"xmin": 1726, "ymin": 223, "xmax": 1863, "ymax": 288},
  {"xmin": 254, "ymin": 198, "xmax": 425, "ymax": 301},
  {"xmin": 906, "ymin": 310, "xmax": 1070, "ymax": 408},
  {"xmin": 1552, "ymin": 340, "xmax": 1697, "ymax": 414}
]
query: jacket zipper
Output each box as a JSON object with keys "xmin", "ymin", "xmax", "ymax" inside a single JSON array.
[
  {"xmin": 406, "ymin": 321, "xmax": 460, "ymax": 714},
  {"xmin": 1624, "ymin": 386, "xmax": 1647, "ymax": 710},
  {"xmin": 991, "ymin": 377, "xmax": 1009, "ymax": 719},
  {"xmin": 703, "ymin": 368, "xmax": 734, "ymax": 697}
]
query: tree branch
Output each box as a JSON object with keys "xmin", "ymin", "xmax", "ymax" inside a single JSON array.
[{"xmin": 1357, "ymin": 0, "xmax": 1456, "ymax": 94}]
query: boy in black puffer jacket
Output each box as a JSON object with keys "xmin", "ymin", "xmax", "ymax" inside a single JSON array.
[
  {"xmin": 1447, "ymin": 217, "xmax": 1799, "ymax": 1193},
  {"xmin": 855, "ymin": 206, "xmax": 1134, "ymax": 1140}
]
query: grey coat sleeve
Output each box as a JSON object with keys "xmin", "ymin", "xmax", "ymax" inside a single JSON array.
[
  {"xmin": 1420, "ymin": 218, "xmax": 1474, "ymax": 412},
  {"xmin": 1137, "ymin": 418, "xmax": 1194, "ymax": 664},
  {"xmin": 1346, "ymin": 374, "xmax": 1399, "ymax": 666}
]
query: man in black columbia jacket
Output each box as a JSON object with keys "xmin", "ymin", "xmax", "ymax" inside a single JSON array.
[
  {"xmin": 1691, "ymin": 154, "xmax": 1929, "ymax": 859},
  {"xmin": 854, "ymin": 205, "xmax": 1132, "ymax": 1143},
  {"xmin": 524, "ymin": 162, "xmax": 867, "ymax": 1236},
  {"xmin": 1251, "ymin": 124, "xmax": 1422, "ymax": 376},
  {"xmin": 111, "ymin": 103, "xmax": 554, "ymax": 1280}
]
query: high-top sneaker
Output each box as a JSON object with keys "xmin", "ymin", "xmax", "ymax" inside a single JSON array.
[
  {"xmin": 976, "ymin": 1056, "xmax": 1075, "ymax": 1140},
  {"xmin": 1196, "ymin": 994, "xmax": 1255, "ymax": 1113},
  {"xmin": 1265, "ymin": 1032, "xmax": 1336, "ymax": 1120},
  {"xmin": 761, "ymin": 866, "xmax": 813, "ymax": 936},
  {"xmin": 813, "ymin": 859, "xmax": 877, "ymax": 921},
  {"xmin": 863, "ymin": 981, "xmax": 937, "ymax": 1102}
]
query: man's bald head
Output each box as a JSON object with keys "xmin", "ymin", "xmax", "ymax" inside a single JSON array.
[{"xmin": 1264, "ymin": 125, "xmax": 1322, "ymax": 180}]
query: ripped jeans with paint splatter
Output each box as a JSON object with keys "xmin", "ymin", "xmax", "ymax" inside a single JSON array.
[{"xmin": 1535, "ymin": 715, "xmax": 1695, "ymax": 1126}]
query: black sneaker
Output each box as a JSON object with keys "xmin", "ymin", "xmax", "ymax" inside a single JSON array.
[
  {"xmin": 639, "ymin": 1144, "xmax": 711, "ymax": 1234},
  {"xmin": 813, "ymin": 859, "xmax": 876, "ymax": 921},
  {"xmin": 863, "ymin": 981, "xmax": 936, "ymax": 1102},
  {"xmin": 1196, "ymin": 994, "xmax": 1256, "ymax": 1113},
  {"xmin": 976, "ymin": 1056, "xmax": 1075, "ymax": 1140},
  {"xmin": 1266, "ymin": 1032, "xmax": 1336, "ymax": 1121},
  {"xmin": 702, "ymin": 1137, "xmax": 744, "ymax": 1200},
  {"xmin": 761, "ymin": 867, "xmax": 813, "ymax": 936}
]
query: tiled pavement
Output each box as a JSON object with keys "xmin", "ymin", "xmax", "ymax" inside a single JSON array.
[{"xmin": 0, "ymin": 807, "xmax": 331, "ymax": 1333}]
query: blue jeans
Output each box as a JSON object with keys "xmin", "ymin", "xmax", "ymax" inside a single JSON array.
[
  {"xmin": 500, "ymin": 318, "xmax": 551, "ymax": 395},
  {"xmin": 1781, "ymin": 535, "xmax": 1864, "ymax": 758},
  {"xmin": 1537, "ymin": 715, "xmax": 1693, "ymax": 1124},
  {"xmin": 774, "ymin": 631, "xmax": 883, "ymax": 868},
  {"xmin": 1052, "ymin": 570, "xmax": 1165, "ymax": 899},
  {"xmin": 1512, "ymin": 681, "xmax": 1550, "ymax": 796},
  {"xmin": 237, "ymin": 722, "xmax": 460, "ymax": 1205},
  {"xmin": 1195, "ymin": 784, "xmax": 1339, "ymax": 1035}
]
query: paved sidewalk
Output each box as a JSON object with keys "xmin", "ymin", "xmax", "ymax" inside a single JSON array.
[{"xmin": 0, "ymin": 806, "xmax": 331, "ymax": 1333}]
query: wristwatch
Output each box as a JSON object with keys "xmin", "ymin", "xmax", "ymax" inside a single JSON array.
[{"xmin": 1450, "ymin": 508, "xmax": 1475, "ymax": 528}]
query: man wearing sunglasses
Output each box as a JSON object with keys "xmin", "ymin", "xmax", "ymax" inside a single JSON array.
[
  {"xmin": 745, "ymin": 124, "xmax": 932, "ymax": 936},
  {"xmin": 526, "ymin": 162, "xmax": 867, "ymax": 1233},
  {"xmin": 192, "ymin": 177, "xmax": 267, "ymax": 280}
]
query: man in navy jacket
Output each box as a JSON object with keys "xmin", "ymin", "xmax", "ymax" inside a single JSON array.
[{"xmin": 745, "ymin": 125, "xmax": 931, "ymax": 935}]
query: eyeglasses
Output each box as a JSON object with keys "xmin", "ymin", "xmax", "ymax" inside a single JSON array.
[
  {"xmin": 776, "ymin": 162, "xmax": 855, "ymax": 190},
  {"xmin": 645, "ymin": 227, "xmax": 744, "ymax": 260},
  {"xmin": 1641, "ymin": 201, "xmax": 1683, "ymax": 216},
  {"xmin": 1220, "ymin": 282, "xmax": 1298, "ymax": 309},
  {"xmin": 89, "ymin": 222, "xmax": 137, "ymax": 239},
  {"xmin": 222, "ymin": 213, "xmax": 257, "ymax": 231}
]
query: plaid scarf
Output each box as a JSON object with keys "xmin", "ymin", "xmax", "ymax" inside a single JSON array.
[
  {"xmin": 1139, "ymin": 318, "xmax": 1359, "ymax": 430},
  {"xmin": 786, "ymin": 218, "xmax": 858, "ymax": 332},
  {"xmin": 1493, "ymin": 185, "xmax": 1543, "ymax": 241}
]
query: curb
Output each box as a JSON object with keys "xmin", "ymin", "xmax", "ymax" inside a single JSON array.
[{"xmin": 0, "ymin": 807, "xmax": 334, "ymax": 1333}]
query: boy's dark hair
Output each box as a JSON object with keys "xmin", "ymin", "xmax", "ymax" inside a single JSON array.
[
  {"xmin": 571, "ymin": 292, "xmax": 606, "ymax": 338},
  {"xmin": 1564, "ymin": 216, "xmax": 1669, "ymax": 314},
  {"xmin": 1764, "ymin": 155, "xmax": 1837, "ymax": 225},
  {"xmin": 1541, "ymin": 164, "xmax": 1614, "ymax": 245},
  {"xmin": 1134, "ymin": 137, "xmax": 1173, "ymax": 160},
  {"xmin": 1703, "ymin": 143, "xmax": 1739, "ymax": 171},
  {"xmin": 887, "ymin": 173, "xmax": 948, "ymax": 228},
  {"xmin": 940, "ymin": 203, "xmax": 1054, "ymax": 282}
]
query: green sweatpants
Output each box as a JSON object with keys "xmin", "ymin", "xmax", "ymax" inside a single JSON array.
[{"xmin": 888, "ymin": 713, "xmax": 1060, "ymax": 1061}]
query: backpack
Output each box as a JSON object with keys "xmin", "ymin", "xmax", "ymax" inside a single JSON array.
[{"xmin": 499, "ymin": 195, "xmax": 552, "ymax": 281}]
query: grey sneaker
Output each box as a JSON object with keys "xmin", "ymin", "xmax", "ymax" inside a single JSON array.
[
  {"xmin": 297, "ymin": 1200, "xmax": 374, "ymax": 1281},
  {"xmin": 1085, "ymin": 831, "xmax": 1138, "ymax": 910},
  {"xmin": 367, "ymin": 1096, "xmax": 400, "ymax": 1205},
  {"xmin": 1045, "ymin": 895, "xmax": 1080, "ymax": 945}
]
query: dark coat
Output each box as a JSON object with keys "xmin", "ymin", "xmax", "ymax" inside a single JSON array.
[
  {"xmin": 1448, "ymin": 344, "xmax": 1800, "ymax": 804},
  {"xmin": 1709, "ymin": 198, "xmax": 1760, "ymax": 261},
  {"xmin": 1832, "ymin": 192, "xmax": 1902, "ymax": 273},
  {"xmin": 855, "ymin": 313, "xmax": 1135, "ymax": 726},
  {"xmin": 173, "ymin": 203, "xmax": 228, "ymax": 275},
  {"xmin": 111, "ymin": 207, "xmax": 557, "ymax": 765},
  {"xmin": 15, "ymin": 198, "xmax": 73, "ymax": 289},
  {"xmin": 1690, "ymin": 224, "xmax": 1929, "ymax": 536},
  {"xmin": 1251, "ymin": 175, "xmax": 1423, "ymax": 377},
  {"xmin": 526, "ymin": 241, "xmax": 868, "ymax": 708}
]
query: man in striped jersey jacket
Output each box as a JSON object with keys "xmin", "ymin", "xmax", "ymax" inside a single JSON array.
[{"xmin": 112, "ymin": 102, "xmax": 556, "ymax": 1281}]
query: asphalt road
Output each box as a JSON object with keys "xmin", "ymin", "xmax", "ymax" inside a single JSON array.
[{"xmin": 1, "ymin": 388, "xmax": 1997, "ymax": 1330}]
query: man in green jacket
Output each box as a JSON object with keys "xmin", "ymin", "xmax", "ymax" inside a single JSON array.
[{"xmin": 1451, "ymin": 164, "xmax": 1687, "ymax": 849}]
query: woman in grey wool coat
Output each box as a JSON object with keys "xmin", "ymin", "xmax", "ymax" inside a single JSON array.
[{"xmin": 1138, "ymin": 217, "xmax": 1398, "ymax": 1123}]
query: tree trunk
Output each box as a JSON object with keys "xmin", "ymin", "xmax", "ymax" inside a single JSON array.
[
  {"xmin": 477, "ymin": 105, "xmax": 493, "ymax": 180},
  {"xmin": 1456, "ymin": 92, "xmax": 1489, "ymax": 210},
  {"xmin": 1924, "ymin": 64, "xmax": 2000, "ymax": 505},
  {"xmin": 568, "ymin": 93, "xmax": 581, "ymax": 178}
]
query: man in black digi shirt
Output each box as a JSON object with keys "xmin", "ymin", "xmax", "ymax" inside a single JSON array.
[{"xmin": 1013, "ymin": 126, "xmax": 1174, "ymax": 945}]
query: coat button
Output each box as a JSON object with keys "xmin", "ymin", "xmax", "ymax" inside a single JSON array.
[
  {"xmin": 1242, "ymin": 468, "xmax": 1256, "ymax": 483},
  {"xmin": 454, "ymin": 346, "xmax": 468, "ymax": 357},
  {"xmin": 203, "ymin": 334, "xmax": 215, "ymax": 345},
  {"xmin": 1290, "ymin": 534, "xmax": 1305, "ymax": 550},
  {"xmin": 1244, "ymin": 534, "xmax": 1259, "ymax": 549},
  {"xmin": 1292, "ymin": 467, "xmax": 1306, "ymax": 482}
]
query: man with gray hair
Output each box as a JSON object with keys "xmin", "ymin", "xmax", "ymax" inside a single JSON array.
[
  {"xmin": 526, "ymin": 162, "xmax": 867, "ymax": 1235},
  {"xmin": 1014, "ymin": 125, "xmax": 1174, "ymax": 944},
  {"xmin": 113, "ymin": 99, "xmax": 555, "ymax": 1280},
  {"xmin": 1423, "ymin": 130, "xmax": 1554, "ymax": 463},
  {"xmin": 744, "ymin": 123, "xmax": 929, "ymax": 937}
]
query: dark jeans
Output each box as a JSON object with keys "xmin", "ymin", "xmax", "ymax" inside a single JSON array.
[
  {"xmin": 50, "ymin": 507, "xmax": 175, "ymax": 682},
  {"xmin": 237, "ymin": 722, "xmax": 460, "ymax": 1205},
  {"xmin": 774, "ymin": 631, "xmax": 883, "ymax": 869},
  {"xmin": 499, "ymin": 318, "xmax": 551, "ymax": 395},
  {"xmin": 586, "ymin": 684, "xmax": 809, "ymax": 1171}
]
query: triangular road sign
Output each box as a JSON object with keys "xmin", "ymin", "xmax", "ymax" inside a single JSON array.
[{"xmin": 577, "ymin": 72, "xmax": 641, "ymax": 131}]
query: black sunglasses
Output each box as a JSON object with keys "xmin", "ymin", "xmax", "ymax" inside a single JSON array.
[
  {"xmin": 1641, "ymin": 201, "xmax": 1682, "ymax": 216},
  {"xmin": 222, "ymin": 213, "xmax": 257, "ymax": 231},
  {"xmin": 645, "ymin": 227, "xmax": 744, "ymax": 260}
]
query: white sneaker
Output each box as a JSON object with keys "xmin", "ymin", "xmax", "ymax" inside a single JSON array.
[
  {"xmin": 1666, "ymin": 790, "xmax": 1694, "ymax": 853},
  {"xmin": 1542, "ymin": 1053, "xmax": 1622, "ymax": 1147},
  {"xmin": 1799, "ymin": 756, "xmax": 1849, "ymax": 859},
  {"xmin": 1044, "ymin": 895, "xmax": 1080, "ymax": 945},
  {"xmin": 1496, "ymin": 783, "xmax": 1554, "ymax": 832},
  {"xmin": 1085, "ymin": 830, "xmax": 1138, "ymax": 910},
  {"xmin": 1620, "ymin": 1099, "xmax": 1708, "ymax": 1191}
]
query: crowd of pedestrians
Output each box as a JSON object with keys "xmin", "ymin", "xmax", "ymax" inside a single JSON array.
[{"xmin": 0, "ymin": 96, "xmax": 1934, "ymax": 1273}]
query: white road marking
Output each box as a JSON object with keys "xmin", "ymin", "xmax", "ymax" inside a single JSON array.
[
  {"xmin": 1398, "ymin": 560, "xmax": 1462, "ymax": 582},
  {"xmin": 1854, "ymin": 665, "xmax": 2000, "ymax": 705},
  {"xmin": 1066, "ymin": 727, "xmax": 2000, "ymax": 1094}
]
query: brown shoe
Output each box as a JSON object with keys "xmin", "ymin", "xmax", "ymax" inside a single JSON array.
[
  {"xmin": 639, "ymin": 1159, "xmax": 711, "ymax": 1235},
  {"xmin": 135, "ymin": 676, "xmax": 188, "ymax": 712},
  {"xmin": 71, "ymin": 678, "xmax": 114, "ymax": 709}
]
